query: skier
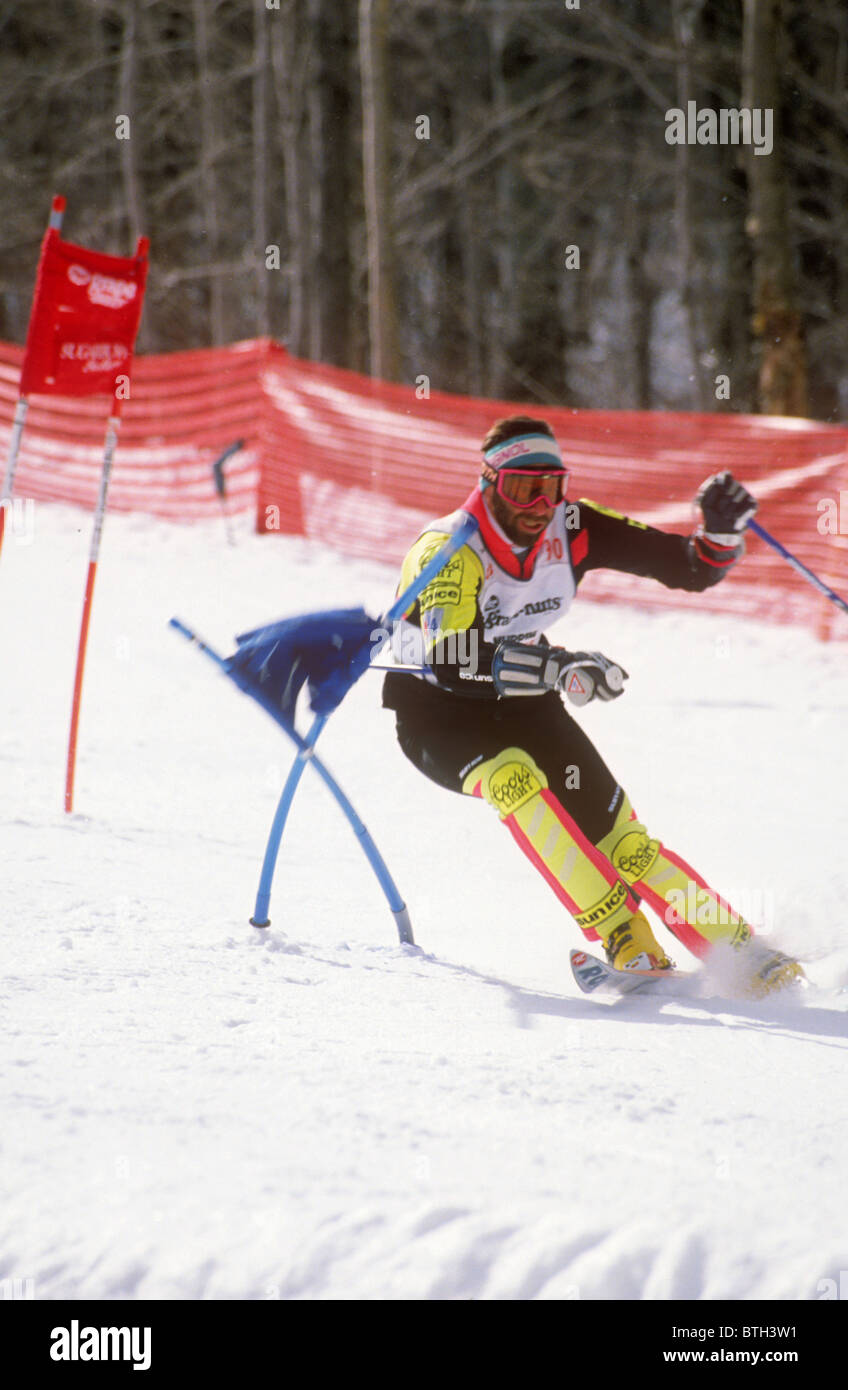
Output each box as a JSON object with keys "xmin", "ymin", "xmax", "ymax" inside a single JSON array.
[{"xmin": 382, "ymin": 414, "xmax": 803, "ymax": 996}]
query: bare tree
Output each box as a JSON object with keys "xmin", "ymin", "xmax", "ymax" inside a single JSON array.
[
  {"xmin": 359, "ymin": 0, "xmax": 400, "ymax": 381},
  {"xmin": 270, "ymin": 0, "xmax": 308, "ymax": 354},
  {"xmin": 0, "ymin": 0, "xmax": 844, "ymax": 419},
  {"xmin": 191, "ymin": 0, "xmax": 226, "ymax": 346},
  {"xmin": 672, "ymin": 0, "xmax": 710, "ymax": 410},
  {"xmin": 743, "ymin": 0, "xmax": 808, "ymax": 415},
  {"xmin": 253, "ymin": 0, "xmax": 270, "ymax": 338},
  {"xmin": 117, "ymin": 0, "xmax": 145, "ymax": 242}
]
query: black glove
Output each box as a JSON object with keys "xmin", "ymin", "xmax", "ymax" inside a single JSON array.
[
  {"xmin": 696, "ymin": 471, "xmax": 757, "ymax": 544},
  {"xmin": 491, "ymin": 638, "xmax": 564, "ymax": 696},
  {"xmin": 492, "ymin": 638, "xmax": 628, "ymax": 704}
]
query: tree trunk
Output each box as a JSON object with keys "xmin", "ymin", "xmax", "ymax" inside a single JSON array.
[
  {"xmin": 253, "ymin": 0, "xmax": 270, "ymax": 338},
  {"xmin": 672, "ymin": 0, "xmax": 709, "ymax": 410},
  {"xmin": 359, "ymin": 0, "xmax": 400, "ymax": 381},
  {"xmin": 192, "ymin": 0, "xmax": 225, "ymax": 346},
  {"xmin": 118, "ymin": 0, "xmax": 150, "ymax": 349},
  {"xmin": 306, "ymin": 0, "xmax": 354, "ymax": 367},
  {"xmin": 488, "ymin": 3, "xmax": 518, "ymax": 398},
  {"xmin": 118, "ymin": 0, "xmax": 145, "ymax": 243},
  {"xmin": 627, "ymin": 213, "xmax": 654, "ymax": 410},
  {"xmin": 270, "ymin": 1, "xmax": 307, "ymax": 355},
  {"xmin": 742, "ymin": 0, "xmax": 808, "ymax": 416},
  {"xmin": 456, "ymin": 137, "xmax": 484, "ymax": 398}
]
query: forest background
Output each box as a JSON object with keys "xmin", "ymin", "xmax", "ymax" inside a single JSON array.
[{"xmin": 1, "ymin": 0, "xmax": 846, "ymax": 421}]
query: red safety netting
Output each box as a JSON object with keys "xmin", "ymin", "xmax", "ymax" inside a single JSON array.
[
  {"xmin": 0, "ymin": 338, "xmax": 265, "ymax": 520},
  {"xmin": 2, "ymin": 336, "xmax": 847, "ymax": 637},
  {"xmin": 259, "ymin": 346, "xmax": 848, "ymax": 640}
]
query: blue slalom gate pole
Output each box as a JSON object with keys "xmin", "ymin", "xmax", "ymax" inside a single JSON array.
[
  {"xmin": 313, "ymin": 758, "xmax": 415, "ymax": 945},
  {"xmin": 170, "ymin": 509, "xmax": 478, "ymax": 943},
  {"xmin": 250, "ymin": 710, "xmax": 413, "ymax": 940},
  {"xmin": 246, "ymin": 513, "xmax": 478, "ymax": 931},
  {"xmin": 748, "ymin": 519, "xmax": 848, "ymax": 621},
  {"xmin": 250, "ymin": 713, "xmax": 326, "ymax": 929},
  {"xmin": 381, "ymin": 513, "xmax": 478, "ymax": 626},
  {"xmin": 169, "ymin": 621, "xmax": 414, "ymax": 943}
]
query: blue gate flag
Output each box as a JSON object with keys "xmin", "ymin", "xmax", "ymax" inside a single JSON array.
[{"xmin": 225, "ymin": 608, "xmax": 378, "ymax": 727}]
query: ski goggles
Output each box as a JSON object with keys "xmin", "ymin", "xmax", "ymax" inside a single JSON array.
[{"xmin": 486, "ymin": 466, "xmax": 569, "ymax": 509}]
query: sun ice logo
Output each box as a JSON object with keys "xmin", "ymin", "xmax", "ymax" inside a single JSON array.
[
  {"xmin": 576, "ymin": 879, "xmax": 629, "ymax": 928},
  {"xmin": 572, "ymin": 952, "xmax": 587, "ymax": 967}
]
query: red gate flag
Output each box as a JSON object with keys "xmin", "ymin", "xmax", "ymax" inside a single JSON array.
[{"xmin": 19, "ymin": 211, "xmax": 149, "ymax": 398}]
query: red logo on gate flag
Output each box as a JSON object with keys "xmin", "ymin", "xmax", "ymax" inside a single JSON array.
[{"xmin": 19, "ymin": 224, "xmax": 148, "ymax": 398}]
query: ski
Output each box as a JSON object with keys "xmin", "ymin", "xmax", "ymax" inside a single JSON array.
[
  {"xmin": 568, "ymin": 947, "xmax": 838, "ymax": 1005},
  {"xmin": 569, "ymin": 948, "xmax": 697, "ymax": 998}
]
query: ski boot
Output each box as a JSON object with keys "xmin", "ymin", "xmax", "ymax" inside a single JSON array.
[
  {"xmin": 736, "ymin": 941, "xmax": 806, "ymax": 999},
  {"xmin": 604, "ymin": 910, "xmax": 675, "ymax": 972}
]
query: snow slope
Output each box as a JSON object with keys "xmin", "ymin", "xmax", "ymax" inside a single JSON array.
[{"xmin": 2, "ymin": 504, "xmax": 847, "ymax": 1301}]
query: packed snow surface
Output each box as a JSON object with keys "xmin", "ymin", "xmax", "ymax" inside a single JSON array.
[{"xmin": 2, "ymin": 505, "xmax": 847, "ymax": 1300}]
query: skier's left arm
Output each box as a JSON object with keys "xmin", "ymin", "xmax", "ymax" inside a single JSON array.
[{"xmin": 570, "ymin": 471, "xmax": 757, "ymax": 592}]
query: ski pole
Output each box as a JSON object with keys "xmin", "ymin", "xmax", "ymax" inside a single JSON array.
[
  {"xmin": 748, "ymin": 519, "xmax": 848, "ymax": 620},
  {"xmin": 210, "ymin": 439, "xmax": 244, "ymax": 547}
]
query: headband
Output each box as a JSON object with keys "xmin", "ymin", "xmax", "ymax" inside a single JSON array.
[{"xmin": 482, "ymin": 433, "xmax": 564, "ymax": 474}]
